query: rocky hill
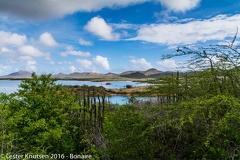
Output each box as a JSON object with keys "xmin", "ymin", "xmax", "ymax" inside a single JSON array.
[
  {"xmin": 1, "ymin": 68, "xmax": 186, "ymax": 80},
  {"xmin": 119, "ymin": 68, "xmax": 175, "ymax": 78},
  {"xmin": 143, "ymin": 68, "xmax": 162, "ymax": 76},
  {"xmin": 120, "ymin": 71, "xmax": 146, "ymax": 78},
  {"xmin": 7, "ymin": 70, "xmax": 32, "ymax": 77}
]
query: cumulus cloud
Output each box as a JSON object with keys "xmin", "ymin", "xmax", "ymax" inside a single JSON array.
[
  {"xmin": 93, "ymin": 55, "xmax": 110, "ymax": 70},
  {"xmin": 26, "ymin": 60, "xmax": 37, "ymax": 71},
  {"xmin": 19, "ymin": 56, "xmax": 33, "ymax": 61},
  {"xmin": 76, "ymin": 59, "xmax": 93, "ymax": 68},
  {"xmin": 0, "ymin": 0, "xmax": 149, "ymax": 20},
  {"xmin": 85, "ymin": 17, "xmax": 120, "ymax": 40},
  {"xmin": 0, "ymin": 65, "xmax": 11, "ymax": 73},
  {"xmin": 79, "ymin": 38, "xmax": 93, "ymax": 46},
  {"xmin": 18, "ymin": 45, "xmax": 46, "ymax": 57},
  {"xmin": 60, "ymin": 46, "xmax": 91, "ymax": 57},
  {"xmin": 69, "ymin": 65, "xmax": 77, "ymax": 73},
  {"xmin": 130, "ymin": 58, "xmax": 152, "ymax": 70},
  {"xmin": 0, "ymin": 32, "xmax": 53, "ymax": 73},
  {"xmin": 0, "ymin": 47, "xmax": 11, "ymax": 53},
  {"xmin": 159, "ymin": 0, "xmax": 200, "ymax": 12},
  {"xmin": 130, "ymin": 14, "xmax": 240, "ymax": 46},
  {"xmin": 0, "ymin": 31, "xmax": 26, "ymax": 46},
  {"xmin": 39, "ymin": 32, "xmax": 58, "ymax": 46},
  {"xmin": 57, "ymin": 61, "xmax": 72, "ymax": 65},
  {"xmin": 157, "ymin": 59, "xmax": 178, "ymax": 71}
]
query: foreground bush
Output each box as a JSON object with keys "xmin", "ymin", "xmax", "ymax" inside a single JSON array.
[
  {"xmin": 103, "ymin": 105, "xmax": 155, "ymax": 159},
  {"xmin": 0, "ymin": 73, "xmax": 100, "ymax": 158},
  {"xmin": 102, "ymin": 94, "xmax": 240, "ymax": 159},
  {"xmin": 150, "ymin": 95, "xmax": 240, "ymax": 159}
]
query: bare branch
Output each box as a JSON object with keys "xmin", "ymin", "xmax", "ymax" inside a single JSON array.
[{"xmin": 231, "ymin": 27, "xmax": 238, "ymax": 47}]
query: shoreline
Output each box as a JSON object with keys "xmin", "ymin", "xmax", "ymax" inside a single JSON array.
[
  {"xmin": 63, "ymin": 85, "xmax": 155, "ymax": 96},
  {"xmin": 0, "ymin": 77, "xmax": 153, "ymax": 83}
]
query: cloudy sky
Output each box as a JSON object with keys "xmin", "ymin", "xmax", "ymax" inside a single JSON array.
[{"xmin": 0, "ymin": 0, "xmax": 239, "ymax": 75}]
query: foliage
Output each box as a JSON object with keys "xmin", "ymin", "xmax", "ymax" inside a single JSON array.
[
  {"xmin": 125, "ymin": 84, "xmax": 133, "ymax": 88},
  {"xmin": 102, "ymin": 94, "xmax": 240, "ymax": 159},
  {"xmin": 150, "ymin": 94, "xmax": 240, "ymax": 159},
  {"xmin": 0, "ymin": 73, "xmax": 100, "ymax": 158},
  {"xmin": 103, "ymin": 105, "xmax": 155, "ymax": 159}
]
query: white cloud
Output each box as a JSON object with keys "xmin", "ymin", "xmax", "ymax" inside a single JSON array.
[
  {"xmin": 39, "ymin": 32, "xmax": 58, "ymax": 46},
  {"xmin": 76, "ymin": 59, "xmax": 92, "ymax": 68},
  {"xmin": 57, "ymin": 61, "xmax": 72, "ymax": 65},
  {"xmin": 79, "ymin": 38, "xmax": 93, "ymax": 46},
  {"xmin": 93, "ymin": 55, "xmax": 110, "ymax": 70},
  {"xmin": 0, "ymin": 31, "xmax": 26, "ymax": 46},
  {"xmin": 69, "ymin": 65, "xmax": 77, "ymax": 73},
  {"xmin": 159, "ymin": 0, "xmax": 200, "ymax": 12},
  {"xmin": 26, "ymin": 60, "xmax": 37, "ymax": 71},
  {"xmin": 44, "ymin": 52, "xmax": 52, "ymax": 61},
  {"xmin": 18, "ymin": 45, "xmax": 46, "ymax": 57},
  {"xmin": 0, "ymin": 47, "xmax": 11, "ymax": 53},
  {"xmin": 130, "ymin": 58, "xmax": 152, "ymax": 70},
  {"xmin": 60, "ymin": 46, "xmax": 91, "ymax": 57},
  {"xmin": 0, "ymin": 65, "xmax": 11, "ymax": 73},
  {"xmin": 17, "ymin": 46, "xmax": 50, "ymax": 72},
  {"xmin": 19, "ymin": 56, "xmax": 33, "ymax": 61},
  {"xmin": 112, "ymin": 23, "xmax": 139, "ymax": 30},
  {"xmin": 157, "ymin": 59, "xmax": 178, "ymax": 71},
  {"xmin": 85, "ymin": 17, "xmax": 120, "ymax": 40},
  {"xmin": 0, "ymin": 0, "xmax": 149, "ymax": 19},
  {"xmin": 49, "ymin": 61, "xmax": 55, "ymax": 65},
  {"xmin": 130, "ymin": 14, "xmax": 240, "ymax": 46}
]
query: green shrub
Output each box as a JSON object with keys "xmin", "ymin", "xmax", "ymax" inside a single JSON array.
[
  {"xmin": 103, "ymin": 105, "xmax": 155, "ymax": 159},
  {"xmin": 126, "ymin": 84, "xmax": 133, "ymax": 88}
]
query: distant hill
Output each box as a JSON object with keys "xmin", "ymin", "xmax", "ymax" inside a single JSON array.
[
  {"xmin": 52, "ymin": 73, "xmax": 68, "ymax": 79},
  {"xmin": 69, "ymin": 72, "xmax": 101, "ymax": 77},
  {"xmin": 7, "ymin": 70, "xmax": 32, "ymax": 77},
  {"xmin": 120, "ymin": 71, "xmax": 146, "ymax": 78},
  {"xmin": 120, "ymin": 70, "xmax": 137, "ymax": 76},
  {"xmin": 1, "ymin": 68, "xmax": 193, "ymax": 80},
  {"xmin": 143, "ymin": 68, "xmax": 162, "ymax": 76},
  {"xmin": 120, "ymin": 68, "xmax": 174, "ymax": 78},
  {"xmin": 105, "ymin": 72, "xmax": 118, "ymax": 76},
  {"xmin": 53, "ymin": 73, "xmax": 67, "ymax": 76}
]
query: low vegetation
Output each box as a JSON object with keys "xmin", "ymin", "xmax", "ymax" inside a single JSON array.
[{"xmin": 0, "ymin": 35, "xmax": 240, "ymax": 159}]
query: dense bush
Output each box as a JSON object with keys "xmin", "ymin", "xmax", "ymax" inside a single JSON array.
[
  {"xmin": 0, "ymin": 73, "xmax": 100, "ymax": 158},
  {"xmin": 103, "ymin": 105, "xmax": 155, "ymax": 159},
  {"xmin": 125, "ymin": 84, "xmax": 133, "ymax": 88},
  {"xmin": 150, "ymin": 95, "xmax": 240, "ymax": 159}
]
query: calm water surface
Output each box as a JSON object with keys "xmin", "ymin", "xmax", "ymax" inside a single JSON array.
[{"xmin": 0, "ymin": 80, "xmax": 151, "ymax": 104}]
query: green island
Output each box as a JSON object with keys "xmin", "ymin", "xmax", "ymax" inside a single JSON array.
[{"xmin": 1, "ymin": 40, "xmax": 240, "ymax": 159}]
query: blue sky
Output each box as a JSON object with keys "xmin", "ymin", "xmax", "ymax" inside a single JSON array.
[{"xmin": 0, "ymin": 0, "xmax": 239, "ymax": 75}]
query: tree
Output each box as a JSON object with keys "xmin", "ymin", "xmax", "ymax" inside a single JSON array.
[
  {"xmin": 161, "ymin": 31, "xmax": 240, "ymax": 98},
  {"xmin": 164, "ymin": 29, "xmax": 239, "ymax": 71},
  {"xmin": 1, "ymin": 73, "xmax": 91, "ymax": 155}
]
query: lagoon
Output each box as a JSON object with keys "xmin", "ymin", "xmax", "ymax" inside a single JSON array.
[{"xmin": 0, "ymin": 80, "xmax": 151, "ymax": 104}]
